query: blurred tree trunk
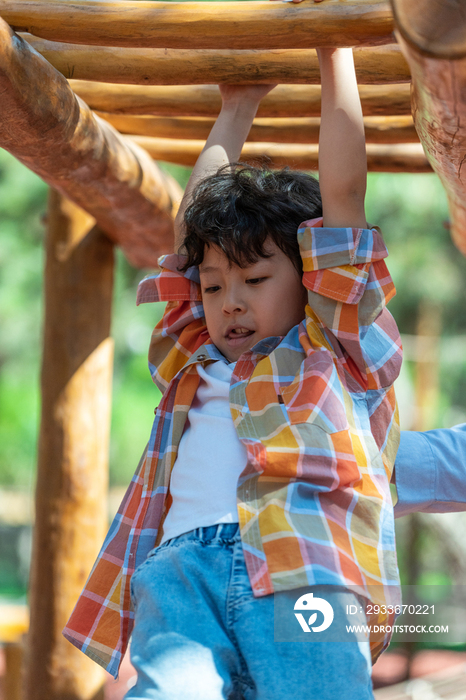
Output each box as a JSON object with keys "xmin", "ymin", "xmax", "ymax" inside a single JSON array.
[
  {"xmin": 402, "ymin": 299, "xmax": 441, "ymax": 679},
  {"xmin": 413, "ymin": 300, "xmax": 441, "ymax": 432}
]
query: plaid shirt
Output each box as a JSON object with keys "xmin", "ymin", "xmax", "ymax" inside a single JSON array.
[{"xmin": 63, "ymin": 218, "xmax": 402, "ymax": 676}]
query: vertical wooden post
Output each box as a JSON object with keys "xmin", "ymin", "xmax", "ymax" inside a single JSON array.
[
  {"xmin": 5, "ymin": 642, "xmax": 24, "ymax": 700},
  {"xmin": 24, "ymin": 191, "xmax": 114, "ymax": 700}
]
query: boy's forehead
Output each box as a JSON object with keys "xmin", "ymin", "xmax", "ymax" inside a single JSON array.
[{"xmin": 199, "ymin": 242, "xmax": 277, "ymax": 274}]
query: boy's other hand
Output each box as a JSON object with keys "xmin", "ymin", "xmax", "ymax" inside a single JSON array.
[{"xmin": 219, "ymin": 84, "xmax": 277, "ymax": 105}]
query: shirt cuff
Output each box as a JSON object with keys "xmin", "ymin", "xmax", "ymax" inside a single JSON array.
[
  {"xmin": 136, "ymin": 254, "xmax": 201, "ymax": 305},
  {"xmin": 298, "ymin": 217, "xmax": 388, "ymax": 271},
  {"xmin": 394, "ymin": 431, "xmax": 436, "ymax": 517},
  {"xmin": 395, "ymin": 426, "xmax": 466, "ymax": 517},
  {"xmin": 298, "ymin": 218, "xmax": 389, "ymax": 305}
]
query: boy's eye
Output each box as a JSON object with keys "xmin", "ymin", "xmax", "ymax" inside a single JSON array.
[
  {"xmin": 203, "ymin": 285, "xmax": 220, "ymax": 294},
  {"xmin": 247, "ymin": 277, "xmax": 266, "ymax": 285}
]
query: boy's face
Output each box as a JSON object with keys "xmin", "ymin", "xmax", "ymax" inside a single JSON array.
[{"xmin": 199, "ymin": 239, "xmax": 307, "ymax": 363}]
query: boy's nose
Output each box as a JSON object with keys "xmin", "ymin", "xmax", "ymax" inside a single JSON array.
[{"xmin": 222, "ymin": 291, "xmax": 245, "ymax": 314}]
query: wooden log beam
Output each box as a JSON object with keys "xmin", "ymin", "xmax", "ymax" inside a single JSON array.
[
  {"xmin": 391, "ymin": 0, "xmax": 466, "ymax": 60},
  {"xmin": 1, "ymin": 0, "xmax": 394, "ymax": 50},
  {"xmin": 71, "ymin": 81, "xmax": 413, "ymax": 118},
  {"xmin": 130, "ymin": 136, "xmax": 431, "ymax": 173},
  {"xmin": 23, "ymin": 37, "xmax": 410, "ymax": 85},
  {"xmin": 98, "ymin": 112, "xmax": 419, "ymax": 145},
  {"xmin": 0, "ymin": 22, "xmax": 182, "ymax": 268},
  {"xmin": 392, "ymin": 17, "xmax": 466, "ymax": 254},
  {"xmin": 25, "ymin": 193, "xmax": 109, "ymax": 700}
]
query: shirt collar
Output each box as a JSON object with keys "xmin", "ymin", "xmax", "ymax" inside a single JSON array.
[{"xmin": 184, "ymin": 335, "xmax": 284, "ymax": 369}]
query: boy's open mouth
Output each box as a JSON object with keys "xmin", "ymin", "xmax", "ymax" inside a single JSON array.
[{"xmin": 226, "ymin": 326, "xmax": 254, "ymax": 340}]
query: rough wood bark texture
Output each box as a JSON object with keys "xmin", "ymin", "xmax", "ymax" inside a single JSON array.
[
  {"xmin": 0, "ymin": 20, "xmax": 182, "ymax": 268},
  {"xmin": 129, "ymin": 136, "xmax": 431, "ymax": 172},
  {"xmin": 70, "ymin": 81, "xmax": 413, "ymax": 117},
  {"xmin": 391, "ymin": 0, "xmax": 466, "ymax": 254},
  {"xmin": 23, "ymin": 37, "xmax": 410, "ymax": 85},
  {"xmin": 98, "ymin": 113, "xmax": 418, "ymax": 145},
  {"xmin": 391, "ymin": 0, "xmax": 466, "ymax": 60},
  {"xmin": 25, "ymin": 192, "xmax": 110, "ymax": 700},
  {"xmin": 1, "ymin": 0, "xmax": 394, "ymax": 49}
]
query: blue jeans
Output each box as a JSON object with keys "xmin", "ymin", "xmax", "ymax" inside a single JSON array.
[{"xmin": 127, "ymin": 523, "xmax": 373, "ymax": 700}]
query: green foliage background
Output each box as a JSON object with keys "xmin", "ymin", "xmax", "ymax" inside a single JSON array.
[{"xmin": 2, "ymin": 149, "xmax": 466, "ymax": 489}]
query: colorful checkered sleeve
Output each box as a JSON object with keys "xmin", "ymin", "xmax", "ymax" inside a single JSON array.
[
  {"xmin": 299, "ymin": 218, "xmax": 402, "ymax": 393},
  {"xmin": 136, "ymin": 254, "xmax": 208, "ymax": 392}
]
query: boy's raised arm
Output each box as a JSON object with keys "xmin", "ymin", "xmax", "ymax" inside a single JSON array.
[
  {"xmin": 268, "ymin": 0, "xmax": 366, "ymax": 228},
  {"xmin": 317, "ymin": 47, "xmax": 367, "ymax": 229},
  {"xmin": 174, "ymin": 84, "xmax": 275, "ymax": 252}
]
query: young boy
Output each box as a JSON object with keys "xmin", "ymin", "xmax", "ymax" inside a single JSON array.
[{"xmin": 64, "ymin": 48, "xmax": 402, "ymax": 699}]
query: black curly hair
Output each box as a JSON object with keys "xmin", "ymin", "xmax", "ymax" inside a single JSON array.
[{"xmin": 178, "ymin": 163, "xmax": 322, "ymax": 274}]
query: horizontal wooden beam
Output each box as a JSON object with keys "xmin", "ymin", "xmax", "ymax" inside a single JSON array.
[
  {"xmin": 391, "ymin": 0, "xmax": 466, "ymax": 59},
  {"xmin": 1, "ymin": 0, "xmax": 394, "ymax": 50},
  {"xmin": 98, "ymin": 113, "xmax": 419, "ymax": 145},
  {"xmin": 71, "ymin": 81, "xmax": 413, "ymax": 118},
  {"xmin": 129, "ymin": 136, "xmax": 431, "ymax": 173},
  {"xmin": 0, "ymin": 22, "xmax": 182, "ymax": 269},
  {"xmin": 23, "ymin": 37, "xmax": 410, "ymax": 85}
]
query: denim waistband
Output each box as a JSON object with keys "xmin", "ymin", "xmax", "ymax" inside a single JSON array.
[{"xmin": 162, "ymin": 522, "xmax": 241, "ymax": 548}]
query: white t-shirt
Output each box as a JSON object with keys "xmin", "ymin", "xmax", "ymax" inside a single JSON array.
[{"xmin": 160, "ymin": 360, "xmax": 248, "ymax": 544}]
